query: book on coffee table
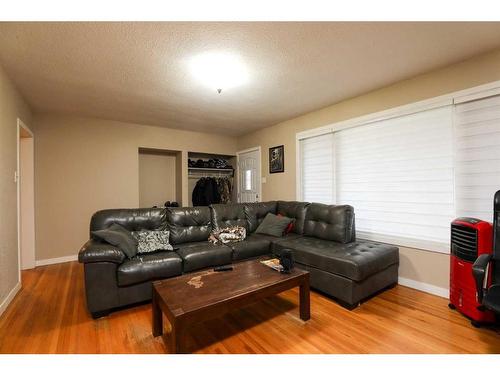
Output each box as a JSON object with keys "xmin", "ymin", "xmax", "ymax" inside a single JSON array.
[{"xmin": 260, "ymin": 258, "xmax": 283, "ymax": 272}]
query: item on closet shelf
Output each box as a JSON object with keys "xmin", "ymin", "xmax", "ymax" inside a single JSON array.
[
  {"xmin": 215, "ymin": 158, "xmax": 231, "ymax": 169},
  {"xmin": 188, "ymin": 157, "xmax": 233, "ymax": 170},
  {"xmin": 209, "ymin": 226, "xmax": 246, "ymax": 245},
  {"xmin": 194, "ymin": 159, "xmax": 207, "ymax": 168}
]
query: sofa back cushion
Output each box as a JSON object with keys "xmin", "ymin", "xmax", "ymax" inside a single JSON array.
[
  {"xmin": 210, "ymin": 203, "xmax": 247, "ymax": 230},
  {"xmin": 303, "ymin": 203, "xmax": 355, "ymax": 243},
  {"xmin": 276, "ymin": 201, "xmax": 310, "ymax": 234},
  {"xmin": 244, "ymin": 201, "xmax": 278, "ymax": 233},
  {"xmin": 90, "ymin": 208, "xmax": 166, "ymax": 236},
  {"xmin": 166, "ymin": 207, "xmax": 211, "ymax": 245}
]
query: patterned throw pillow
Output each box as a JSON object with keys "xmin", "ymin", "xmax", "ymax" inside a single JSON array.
[{"xmin": 131, "ymin": 230, "xmax": 174, "ymax": 254}]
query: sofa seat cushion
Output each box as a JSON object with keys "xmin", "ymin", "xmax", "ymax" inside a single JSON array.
[
  {"xmin": 175, "ymin": 241, "xmax": 211, "ymax": 250},
  {"xmin": 226, "ymin": 235, "xmax": 272, "ymax": 261},
  {"xmin": 274, "ymin": 237, "xmax": 399, "ymax": 281},
  {"xmin": 250, "ymin": 232, "xmax": 302, "ymax": 245},
  {"xmin": 177, "ymin": 244, "xmax": 233, "ymax": 272},
  {"xmin": 117, "ymin": 251, "xmax": 183, "ymax": 287}
]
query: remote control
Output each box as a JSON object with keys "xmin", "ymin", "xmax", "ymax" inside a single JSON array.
[{"xmin": 214, "ymin": 265, "xmax": 233, "ymax": 272}]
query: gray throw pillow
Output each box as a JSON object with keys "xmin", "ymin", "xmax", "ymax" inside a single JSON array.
[
  {"xmin": 255, "ymin": 213, "xmax": 294, "ymax": 237},
  {"xmin": 132, "ymin": 230, "xmax": 174, "ymax": 253},
  {"xmin": 92, "ymin": 223, "xmax": 138, "ymax": 259}
]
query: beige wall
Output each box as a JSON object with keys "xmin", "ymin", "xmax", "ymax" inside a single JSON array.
[
  {"xmin": 0, "ymin": 64, "xmax": 32, "ymax": 309},
  {"xmin": 139, "ymin": 150, "xmax": 178, "ymax": 208},
  {"xmin": 238, "ymin": 48, "xmax": 500, "ymax": 291},
  {"xmin": 34, "ymin": 114, "xmax": 237, "ymax": 261}
]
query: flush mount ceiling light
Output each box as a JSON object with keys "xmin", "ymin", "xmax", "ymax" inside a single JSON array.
[{"xmin": 189, "ymin": 52, "xmax": 249, "ymax": 94}]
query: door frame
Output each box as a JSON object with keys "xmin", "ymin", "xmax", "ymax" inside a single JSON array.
[
  {"xmin": 17, "ymin": 118, "xmax": 36, "ymax": 277},
  {"xmin": 236, "ymin": 146, "xmax": 262, "ymax": 203}
]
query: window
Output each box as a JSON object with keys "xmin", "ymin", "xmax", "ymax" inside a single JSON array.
[
  {"xmin": 455, "ymin": 95, "xmax": 500, "ymax": 222},
  {"xmin": 335, "ymin": 106, "xmax": 455, "ymax": 251},
  {"xmin": 244, "ymin": 169, "xmax": 252, "ymax": 191},
  {"xmin": 299, "ymin": 105, "xmax": 455, "ymax": 252},
  {"xmin": 299, "ymin": 133, "xmax": 334, "ymax": 204}
]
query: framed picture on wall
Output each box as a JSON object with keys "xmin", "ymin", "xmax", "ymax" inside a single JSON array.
[{"xmin": 269, "ymin": 145, "xmax": 284, "ymax": 173}]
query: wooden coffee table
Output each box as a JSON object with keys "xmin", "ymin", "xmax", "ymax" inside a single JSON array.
[{"xmin": 152, "ymin": 257, "xmax": 310, "ymax": 353}]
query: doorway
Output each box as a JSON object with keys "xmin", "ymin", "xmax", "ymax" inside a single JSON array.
[
  {"xmin": 236, "ymin": 147, "xmax": 262, "ymax": 203},
  {"xmin": 17, "ymin": 119, "xmax": 35, "ymax": 270},
  {"xmin": 138, "ymin": 148, "xmax": 180, "ymax": 208}
]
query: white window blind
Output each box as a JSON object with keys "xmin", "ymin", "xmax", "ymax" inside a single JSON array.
[
  {"xmin": 335, "ymin": 106, "xmax": 455, "ymax": 252},
  {"xmin": 455, "ymin": 95, "xmax": 500, "ymax": 222},
  {"xmin": 300, "ymin": 133, "xmax": 334, "ymax": 204}
]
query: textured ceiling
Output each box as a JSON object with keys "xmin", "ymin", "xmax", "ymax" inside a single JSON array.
[{"xmin": 1, "ymin": 22, "xmax": 500, "ymax": 136}]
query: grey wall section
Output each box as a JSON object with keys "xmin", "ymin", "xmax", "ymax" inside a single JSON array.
[{"xmin": 0, "ymin": 64, "xmax": 32, "ymax": 309}]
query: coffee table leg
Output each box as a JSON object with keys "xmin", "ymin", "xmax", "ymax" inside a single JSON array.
[
  {"xmin": 152, "ymin": 290, "xmax": 163, "ymax": 337},
  {"xmin": 299, "ymin": 275, "xmax": 310, "ymax": 321},
  {"xmin": 170, "ymin": 321, "xmax": 184, "ymax": 354}
]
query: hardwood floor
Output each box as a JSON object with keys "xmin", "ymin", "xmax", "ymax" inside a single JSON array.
[{"xmin": 0, "ymin": 261, "xmax": 499, "ymax": 354}]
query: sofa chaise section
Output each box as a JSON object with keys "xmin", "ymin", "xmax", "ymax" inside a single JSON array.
[{"xmin": 273, "ymin": 203, "xmax": 399, "ymax": 308}]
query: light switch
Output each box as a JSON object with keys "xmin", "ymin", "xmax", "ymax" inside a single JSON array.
[{"xmin": 262, "ymin": 177, "xmax": 267, "ymax": 183}]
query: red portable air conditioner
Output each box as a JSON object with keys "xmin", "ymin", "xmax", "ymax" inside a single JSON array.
[{"xmin": 449, "ymin": 217, "xmax": 495, "ymax": 326}]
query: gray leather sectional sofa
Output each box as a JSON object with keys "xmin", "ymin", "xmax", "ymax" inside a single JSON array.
[{"xmin": 78, "ymin": 201, "xmax": 399, "ymax": 318}]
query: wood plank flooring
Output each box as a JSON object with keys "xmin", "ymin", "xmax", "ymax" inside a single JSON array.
[{"xmin": 0, "ymin": 261, "xmax": 499, "ymax": 353}]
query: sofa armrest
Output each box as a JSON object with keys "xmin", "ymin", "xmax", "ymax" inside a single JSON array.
[
  {"xmin": 78, "ymin": 239, "xmax": 126, "ymax": 264},
  {"xmin": 472, "ymin": 254, "xmax": 492, "ymax": 304}
]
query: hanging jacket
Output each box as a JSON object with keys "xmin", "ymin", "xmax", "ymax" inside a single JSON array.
[{"xmin": 192, "ymin": 177, "xmax": 221, "ymax": 206}]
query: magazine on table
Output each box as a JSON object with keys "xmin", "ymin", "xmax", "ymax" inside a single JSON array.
[{"xmin": 260, "ymin": 258, "xmax": 283, "ymax": 272}]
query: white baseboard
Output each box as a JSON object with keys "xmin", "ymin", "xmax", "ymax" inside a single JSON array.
[
  {"xmin": 0, "ymin": 282, "xmax": 21, "ymax": 317},
  {"xmin": 398, "ymin": 277, "xmax": 449, "ymax": 298},
  {"xmin": 35, "ymin": 255, "xmax": 78, "ymax": 267}
]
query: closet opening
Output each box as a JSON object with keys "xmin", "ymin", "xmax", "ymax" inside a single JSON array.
[
  {"xmin": 138, "ymin": 148, "xmax": 181, "ymax": 208},
  {"xmin": 188, "ymin": 152, "xmax": 236, "ymax": 207}
]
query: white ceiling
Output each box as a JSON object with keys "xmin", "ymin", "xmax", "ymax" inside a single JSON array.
[{"xmin": 1, "ymin": 22, "xmax": 500, "ymax": 136}]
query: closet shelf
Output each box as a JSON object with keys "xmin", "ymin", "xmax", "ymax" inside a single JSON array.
[
  {"xmin": 188, "ymin": 167, "xmax": 234, "ymax": 172},
  {"xmin": 188, "ymin": 167, "xmax": 234, "ymax": 179}
]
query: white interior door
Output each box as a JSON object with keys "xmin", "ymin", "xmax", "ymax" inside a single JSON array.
[{"xmin": 237, "ymin": 147, "xmax": 261, "ymax": 203}]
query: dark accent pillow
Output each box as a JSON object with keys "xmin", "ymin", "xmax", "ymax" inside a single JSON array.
[
  {"xmin": 255, "ymin": 213, "xmax": 294, "ymax": 237},
  {"xmin": 92, "ymin": 223, "xmax": 138, "ymax": 259}
]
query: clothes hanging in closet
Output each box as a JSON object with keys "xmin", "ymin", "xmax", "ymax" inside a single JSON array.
[
  {"xmin": 192, "ymin": 177, "xmax": 232, "ymax": 206},
  {"xmin": 217, "ymin": 177, "xmax": 232, "ymax": 204}
]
